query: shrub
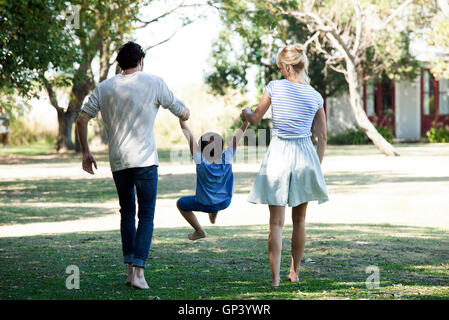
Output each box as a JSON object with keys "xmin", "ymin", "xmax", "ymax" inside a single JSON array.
[
  {"xmin": 426, "ymin": 127, "xmax": 449, "ymax": 143},
  {"xmin": 8, "ymin": 118, "xmax": 56, "ymax": 146},
  {"xmin": 328, "ymin": 126, "xmax": 394, "ymax": 145}
]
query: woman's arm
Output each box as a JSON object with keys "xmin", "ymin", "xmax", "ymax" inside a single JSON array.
[
  {"xmin": 179, "ymin": 119, "xmax": 199, "ymax": 156},
  {"xmin": 241, "ymin": 91, "xmax": 271, "ymax": 126},
  {"xmin": 313, "ymin": 107, "xmax": 327, "ymax": 164}
]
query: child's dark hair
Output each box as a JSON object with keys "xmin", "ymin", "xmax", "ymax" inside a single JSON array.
[
  {"xmin": 116, "ymin": 41, "xmax": 146, "ymax": 70},
  {"xmin": 199, "ymin": 133, "xmax": 224, "ymax": 158}
]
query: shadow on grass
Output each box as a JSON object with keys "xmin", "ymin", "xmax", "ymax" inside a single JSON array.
[
  {"xmin": 0, "ymin": 223, "xmax": 448, "ymax": 300},
  {"xmin": 0, "ymin": 173, "xmax": 257, "ymax": 225},
  {"xmin": 3, "ymin": 167, "xmax": 448, "ymax": 225}
]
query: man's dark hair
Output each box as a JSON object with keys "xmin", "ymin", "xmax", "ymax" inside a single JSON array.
[{"xmin": 116, "ymin": 42, "xmax": 145, "ymax": 70}]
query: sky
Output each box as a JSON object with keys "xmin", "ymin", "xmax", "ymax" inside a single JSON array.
[{"xmin": 132, "ymin": 2, "xmax": 223, "ymax": 88}]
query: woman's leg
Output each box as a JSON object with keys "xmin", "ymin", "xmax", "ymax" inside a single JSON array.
[
  {"xmin": 268, "ymin": 205, "xmax": 285, "ymax": 287},
  {"xmin": 176, "ymin": 199, "xmax": 206, "ymax": 240},
  {"xmin": 289, "ymin": 202, "xmax": 308, "ymax": 282}
]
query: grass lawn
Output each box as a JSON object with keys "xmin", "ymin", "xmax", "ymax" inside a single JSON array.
[
  {"xmin": 0, "ymin": 223, "xmax": 448, "ymax": 300},
  {"xmin": 1, "ymin": 142, "xmax": 449, "ymax": 300}
]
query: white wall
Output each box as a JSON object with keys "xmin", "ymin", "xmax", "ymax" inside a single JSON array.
[{"xmin": 325, "ymin": 94, "xmax": 357, "ymax": 135}]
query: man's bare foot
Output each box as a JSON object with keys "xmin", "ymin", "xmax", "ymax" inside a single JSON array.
[
  {"xmin": 125, "ymin": 264, "xmax": 134, "ymax": 285},
  {"xmin": 188, "ymin": 230, "xmax": 207, "ymax": 241},
  {"xmin": 287, "ymin": 272, "xmax": 299, "ymax": 283},
  {"xmin": 208, "ymin": 213, "xmax": 217, "ymax": 224},
  {"xmin": 131, "ymin": 267, "xmax": 149, "ymax": 289}
]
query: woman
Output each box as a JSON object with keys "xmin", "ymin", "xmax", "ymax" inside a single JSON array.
[{"xmin": 241, "ymin": 44, "xmax": 329, "ymax": 287}]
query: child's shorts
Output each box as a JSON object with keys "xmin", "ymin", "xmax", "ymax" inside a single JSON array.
[
  {"xmin": 177, "ymin": 196, "xmax": 231, "ymax": 213},
  {"xmin": 248, "ymin": 135, "xmax": 328, "ymax": 207}
]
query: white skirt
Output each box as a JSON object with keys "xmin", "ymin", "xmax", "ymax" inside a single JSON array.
[{"xmin": 248, "ymin": 135, "xmax": 329, "ymax": 207}]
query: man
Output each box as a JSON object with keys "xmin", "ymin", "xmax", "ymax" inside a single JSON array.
[
  {"xmin": 76, "ymin": 42, "xmax": 190, "ymax": 289},
  {"xmin": 0, "ymin": 107, "xmax": 10, "ymax": 148}
]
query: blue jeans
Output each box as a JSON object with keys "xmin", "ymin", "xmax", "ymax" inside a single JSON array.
[
  {"xmin": 112, "ymin": 165, "xmax": 158, "ymax": 268},
  {"xmin": 177, "ymin": 196, "xmax": 231, "ymax": 213}
]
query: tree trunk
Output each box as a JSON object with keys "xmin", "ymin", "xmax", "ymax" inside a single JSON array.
[
  {"xmin": 67, "ymin": 73, "xmax": 95, "ymax": 152},
  {"xmin": 56, "ymin": 109, "xmax": 76, "ymax": 151},
  {"xmin": 346, "ymin": 62, "xmax": 400, "ymax": 156}
]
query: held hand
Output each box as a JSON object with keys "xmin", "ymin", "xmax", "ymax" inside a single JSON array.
[
  {"xmin": 180, "ymin": 107, "xmax": 190, "ymax": 121},
  {"xmin": 240, "ymin": 107, "xmax": 252, "ymax": 122},
  {"xmin": 82, "ymin": 151, "xmax": 97, "ymax": 175}
]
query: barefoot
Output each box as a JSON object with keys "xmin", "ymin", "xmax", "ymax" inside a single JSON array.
[
  {"xmin": 125, "ymin": 264, "xmax": 134, "ymax": 285},
  {"xmin": 287, "ymin": 272, "xmax": 299, "ymax": 283},
  {"xmin": 131, "ymin": 268, "xmax": 149, "ymax": 289},
  {"xmin": 208, "ymin": 213, "xmax": 217, "ymax": 224},
  {"xmin": 188, "ymin": 230, "xmax": 207, "ymax": 241},
  {"xmin": 271, "ymin": 276, "xmax": 280, "ymax": 287}
]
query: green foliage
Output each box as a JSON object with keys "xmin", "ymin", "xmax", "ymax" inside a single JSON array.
[
  {"xmin": 205, "ymin": 0, "xmax": 346, "ymax": 97},
  {"xmin": 8, "ymin": 118, "xmax": 56, "ymax": 146},
  {"xmin": 426, "ymin": 127, "xmax": 449, "ymax": 143},
  {"xmin": 328, "ymin": 126, "xmax": 393, "ymax": 145},
  {"xmin": 0, "ymin": 0, "xmax": 79, "ymax": 96}
]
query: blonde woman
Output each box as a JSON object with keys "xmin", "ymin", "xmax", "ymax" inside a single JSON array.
[{"xmin": 241, "ymin": 44, "xmax": 329, "ymax": 287}]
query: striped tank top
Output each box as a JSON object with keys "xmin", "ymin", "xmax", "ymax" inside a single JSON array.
[{"xmin": 265, "ymin": 79, "xmax": 324, "ymax": 139}]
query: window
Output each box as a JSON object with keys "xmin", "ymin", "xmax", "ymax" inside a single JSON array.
[
  {"xmin": 381, "ymin": 77, "xmax": 394, "ymax": 115},
  {"xmin": 423, "ymin": 71, "xmax": 435, "ymax": 115},
  {"xmin": 439, "ymin": 79, "xmax": 449, "ymax": 115},
  {"xmin": 365, "ymin": 83, "xmax": 375, "ymax": 116}
]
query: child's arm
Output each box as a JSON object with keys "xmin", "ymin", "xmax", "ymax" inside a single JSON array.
[
  {"xmin": 230, "ymin": 120, "xmax": 249, "ymax": 150},
  {"xmin": 179, "ymin": 119, "xmax": 199, "ymax": 157}
]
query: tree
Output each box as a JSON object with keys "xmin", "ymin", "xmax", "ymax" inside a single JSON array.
[
  {"xmin": 1, "ymin": 0, "xmax": 208, "ymax": 151},
  {"xmin": 425, "ymin": 0, "xmax": 449, "ymax": 79},
  {"xmin": 206, "ymin": 1, "xmax": 346, "ymax": 100},
  {"xmin": 265, "ymin": 0, "xmax": 428, "ymax": 156},
  {"xmin": 0, "ymin": 0, "xmax": 78, "ymax": 97},
  {"xmin": 43, "ymin": 0, "xmax": 208, "ymax": 151},
  {"xmin": 210, "ymin": 0, "xmax": 428, "ymax": 156}
]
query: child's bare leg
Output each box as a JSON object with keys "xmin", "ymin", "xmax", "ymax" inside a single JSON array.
[
  {"xmin": 288, "ymin": 202, "xmax": 308, "ymax": 283},
  {"xmin": 208, "ymin": 212, "xmax": 218, "ymax": 224},
  {"xmin": 177, "ymin": 202, "xmax": 206, "ymax": 240}
]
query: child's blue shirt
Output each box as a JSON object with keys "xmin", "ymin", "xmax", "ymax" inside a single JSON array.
[{"xmin": 193, "ymin": 146, "xmax": 236, "ymax": 205}]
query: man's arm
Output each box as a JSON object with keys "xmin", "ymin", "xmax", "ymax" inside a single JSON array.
[
  {"xmin": 157, "ymin": 78, "xmax": 190, "ymax": 120},
  {"xmin": 179, "ymin": 119, "xmax": 199, "ymax": 157},
  {"xmin": 229, "ymin": 120, "xmax": 249, "ymax": 150},
  {"xmin": 76, "ymin": 111, "xmax": 97, "ymax": 175}
]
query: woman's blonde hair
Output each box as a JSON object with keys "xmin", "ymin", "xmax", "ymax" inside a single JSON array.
[{"xmin": 276, "ymin": 44, "xmax": 310, "ymax": 84}]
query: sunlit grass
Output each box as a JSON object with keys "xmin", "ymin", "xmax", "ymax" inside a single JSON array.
[{"xmin": 0, "ymin": 224, "xmax": 447, "ymax": 300}]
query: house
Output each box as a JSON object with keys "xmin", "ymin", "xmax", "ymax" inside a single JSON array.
[
  {"xmin": 325, "ymin": 41, "xmax": 449, "ymax": 139},
  {"xmin": 325, "ymin": 70, "xmax": 449, "ymax": 139}
]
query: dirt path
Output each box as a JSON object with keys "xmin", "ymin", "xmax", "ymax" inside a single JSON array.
[{"xmin": 1, "ymin": 144, "xmax": 449, "ymax": 237}]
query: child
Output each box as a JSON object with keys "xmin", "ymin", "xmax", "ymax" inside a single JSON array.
[{"xmin": 177, "ymin": 118, "xmax": 249, "ymax": 240}]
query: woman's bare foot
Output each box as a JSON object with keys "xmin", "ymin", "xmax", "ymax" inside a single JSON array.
[
  {"xmin": 287, "ymin": 272, "xmax": 299, "ymax": 283},
  {"xmin": 271, "ymin": 276, "xmax": 280, "ymax": 287},
  {"xmin": 208, "ymin": 213, "xmax": 217, "ymax": 224},
  {"xmin": 131, "ymin": 267, "xmax": 149, "ymax": 289},
  {"xmin": 188, "ymin": 230, "xmax": 207, "ymax": 241},
  {"xmin": 125, "ymin": 264, "xmax": 134, "ymax": 285}
]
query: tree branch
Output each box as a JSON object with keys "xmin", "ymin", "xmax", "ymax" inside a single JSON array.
[{"xmin": 379, "ymin": 0, "xmax": 413, "ymax": 30}]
